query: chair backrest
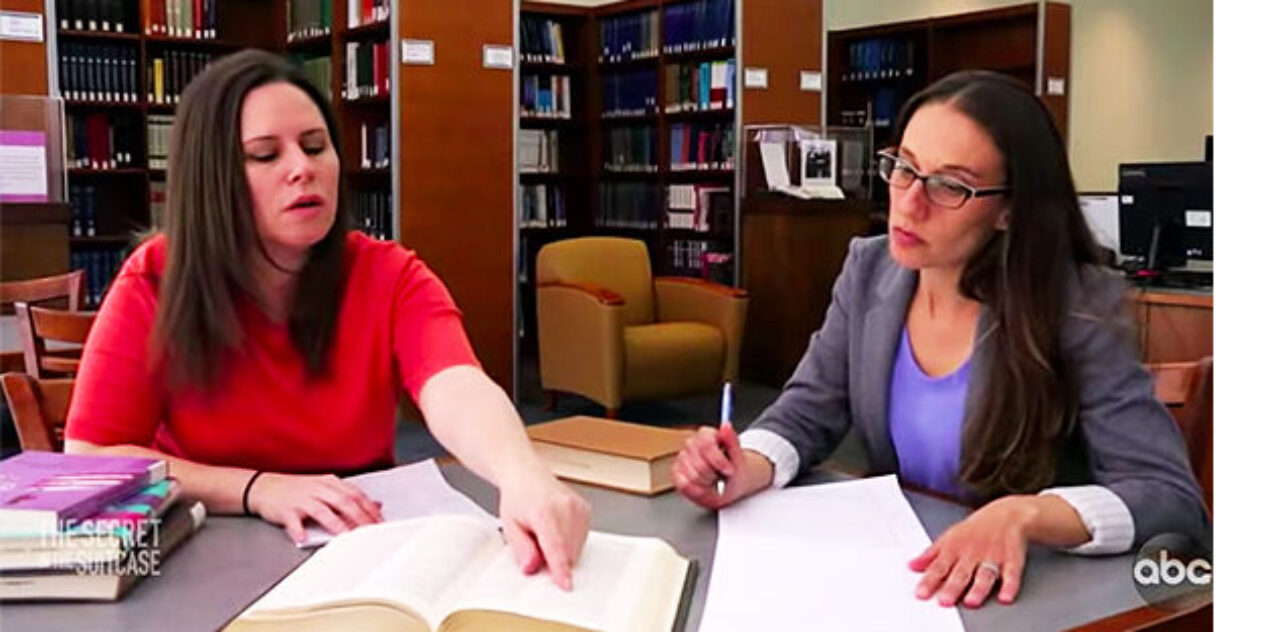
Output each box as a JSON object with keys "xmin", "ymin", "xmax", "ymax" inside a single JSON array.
[
  {"xmin": 536, "ymin": 237, "xmax": 655, "ymax": 326},
  {"xmin": 0, "ymin": 270, "xmax": 84, "ymax": 316},
  {"xmin": 0, "ymin": 372, "xmax": 74, "ymax": 452},
  {"xmin": 1147, "ymin": 357, "xmax": 1213, "ymax": 513},
  {"xmin": 15, "ymin": 303, "xmax": 96, "ymax": 378}
]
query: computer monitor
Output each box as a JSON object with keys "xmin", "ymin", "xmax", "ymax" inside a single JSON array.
[{"xmin": 1118, "ymin": 162, "xmax": 1213, "ymax": 270}]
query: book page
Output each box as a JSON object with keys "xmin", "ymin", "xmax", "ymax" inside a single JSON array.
[
  {"xmin": 242, "ymin": 515, "xmax": 501, "ymax": 627},
  {"xmin": 445, "ymin": 531, "xmax": 685, "ymax": 632},
  {"xmin": 698, "ymin": 475, "xmax": 965, "ymax": 632},
  {"xmin": 301, "ymin": 459, "xmax": 496, "ymax": 548}
]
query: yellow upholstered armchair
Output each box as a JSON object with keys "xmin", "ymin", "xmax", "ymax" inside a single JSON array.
[{"xmin": 536, "ymin": 237, "xmax": 748, "ymax": 417}]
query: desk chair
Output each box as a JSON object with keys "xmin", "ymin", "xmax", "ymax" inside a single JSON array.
[
  {"xmin": 1147, "ymin": 357, "xmax": 1213, "ymax": 513},
  {"xmin": 0, "ymin": 270, "xmax": 84, "ymax": 315},
  {"xmin": 15, "ymin": 303, "xmax": 96, "ymax": 378},
  {"xmin": 0, "ymin": 373, "xmax": 73, "ymax": 451},
  {"xmin": 536, "ymin": 237, "xmax": 748, "ymax": 417}
]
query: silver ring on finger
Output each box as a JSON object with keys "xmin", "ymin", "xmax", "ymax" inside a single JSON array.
[{"xmin": 978, "ymin": 561, "xmax": 1001, "ymax": 578}]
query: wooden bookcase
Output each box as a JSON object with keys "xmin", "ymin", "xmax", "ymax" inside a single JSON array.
[
  {"xmin": 50, "ymin": 0, "xmax": 281, "ymax": 306},
  {"xmin": 825, "ymin": 2, "xmax": 1070, "ymax": 207}
]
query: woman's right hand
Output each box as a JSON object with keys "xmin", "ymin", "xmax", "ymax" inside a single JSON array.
[
  {"xmin": 246, "ymin": 473, "xmax": 384, "ymax": 544},
  {"xmin": 671, "ymin": 424, "xmax": 774, "ymax": 509}
]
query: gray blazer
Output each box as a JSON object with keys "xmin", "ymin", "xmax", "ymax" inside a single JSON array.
[{"xmin": 750, "ymin": 236, "xmax": 1210, "ymax": 549}]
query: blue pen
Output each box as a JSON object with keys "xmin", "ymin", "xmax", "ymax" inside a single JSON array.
[{"xmin": 717, "ymin": 382, "xmax": 733, "ymax": 494}]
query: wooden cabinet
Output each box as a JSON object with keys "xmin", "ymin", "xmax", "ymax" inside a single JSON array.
[{"xmin": 1133, "ymin": 290, "xmax": 1213, "ymax": 363}]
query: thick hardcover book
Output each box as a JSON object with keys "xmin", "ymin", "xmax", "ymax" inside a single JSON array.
[
  {"xmin": 227, "ymin": 514, "xmax": 693, "ymax": 632},
  {"xmin": 527, "ymin": 416, "xmax": 693, "ymax": 495},
  {"xmin": 0, "ymin": 453, "xmax": 168, "ymax": 536},
  {"xmin": 0, "ymin": 500, "xmax": 206, "ymax": 601}
]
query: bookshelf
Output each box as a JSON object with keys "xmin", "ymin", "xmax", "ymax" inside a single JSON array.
[
  {"xmin": 825, "ymin": 2, "xmax": 1071, "ymax": 208},
  {"xmin": 49, "ymin": 0, "xmax": 282, "ymax": 306}
]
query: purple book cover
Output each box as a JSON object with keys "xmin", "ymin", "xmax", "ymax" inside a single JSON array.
[{"xmin": 0, "ymin": 453, "xmax": 168, "ymax": 533}]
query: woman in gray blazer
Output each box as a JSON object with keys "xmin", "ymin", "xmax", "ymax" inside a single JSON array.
[{"xmin": 672, "ymin": 71, "xmax": 1210, "ymax": 609}]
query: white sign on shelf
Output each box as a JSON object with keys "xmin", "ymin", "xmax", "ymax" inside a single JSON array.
[
  {"xmin": 0, "ymin": 130, "xmax": 49, "ymax": 202},
  {"xmin": 1185, "ymin": 210, "xmax": 1212, "ymax": 228},
  {"xmin": 800, "ymin": 71, "xmax": 822, "ymax": 92},
  {"xmin": 483, "ymin": 45, "xmax": 514, "ymax": 70},
  {"xmin": 1047, "ymin": 76, "xmax": 1066, "ymax": 95},
  {"xmin": 744, "ymin": 67, "xmax": 769, "ymax": 89},
  {"xmin": 401, "ymin": 39, "xmax": 435, "ymax": 65},
  {"xmin": 0, "ymin": 11, "xmax": 43, "ymax": 42}
]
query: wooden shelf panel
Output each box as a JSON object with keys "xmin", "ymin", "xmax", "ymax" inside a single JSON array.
[{"xmin": 58, "ymin": 30, "xmax": 141, "ymax": 42}]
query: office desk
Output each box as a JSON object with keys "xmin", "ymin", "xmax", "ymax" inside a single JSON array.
[
  {"xmin": 1, "ymin": 463, "xmax": 1191, "ymax": 631},
  {"xmin": 1131, "ymin": 287, "xmax": 1213, "ymax": 364}
]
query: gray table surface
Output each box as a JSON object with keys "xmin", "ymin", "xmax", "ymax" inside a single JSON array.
[{"xmin": 0, "ymin": 463, "xmax": 1147, "ymax": 631}]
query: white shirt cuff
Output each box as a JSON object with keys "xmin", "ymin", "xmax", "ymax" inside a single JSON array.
[
  {"xmin": 1039, "ymin": 485, "xmax": 1136, "ymax": 555},
  {"xmin": 739, "ymin": 429, "xmax": 801, "ymax": 488}
]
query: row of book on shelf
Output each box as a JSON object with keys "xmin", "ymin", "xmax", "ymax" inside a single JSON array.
[
  {"xmin": 599, "ymin": 182, "xmax": 660, "ymax": 228},
  {"xmin": 0, "ymin": 452, "xmax": 206, "ymax": 601},
  {"xmin": 517, "ymin": 129, "xmax": 560, "ymax": 174},
  {"xmin": 296, "ymin": 55, "xmax": 331, "ymax": 97},
  {"xmin": 353, "ymin": 189, "xmax": 392, "ymax": 241},
  {"xmin": 59, "ymin": 47, "xmax": 220, "ymax": 108},
  {"xmin": 518, "ymin": 184, "xmax": 568, "ymax": 229},
  {"xmin": 344, "ymin": 41, "xmax": 390, "ymax": 100},
  {"xmin": 839, "ymin": 86, "xmax": 909, "ymax": 128},
  {"xmin": 286, "ymin": 0, "xmax": 390, "ymax": 41},
  {"xmin": 147, "ymin": 114, "xmax": 174, "ymax": 170},
  {"xmin": 598, "ymin": 10, "xmax": 659, "ymax": 63},
  {"xmin": 605, "ymin": 124, "xmax": 658, "ymax": 172},
  {"xmin": 660, "ymin": 0, "xmax": 735, "ymax": 54},
  {"xmin": 71, "ymin": 246, "xmax": 129, "ymax": 309},
  {"xmin": 602, "ymin": 68, "xmax": 657, "ymax": 117},
  {"xmin": 55, "ymin": 0, "xmax": 128, "ymax": 32},
  {"xmin": 142, "ymin": 0, "xmax": 219, "ymax": 38},
  {"xmin": 665, "ymin": 59, "xmax": 735, "ymax": 112},
  {"xmin": 521, "ymin": 74, "xmax": 572, "ymax": 119},
  {"xmin": 519, "ymin": 14, "xmax": 567, "ymax": 64},
  {"xmin": 668, "ymin": 238, "xmax": 732, "ymax": 280},
  {"xmin": 666, "ymin": 184, "xmax": 731, "ymax": 233},
  {"xmin": 57, "ymin": 44, "xmax": 138, "ymax": 104},
  {"xmin": 359, "ymin": 121, "xmax": 391, "ymax": 170},
  {"xmin": 844, "ymin": 37, "xmax": 918, "ymax": 82},
  {"xmin": 670, "ymin": 122, "xmax": 734, "ymax": 171},
  {"xmin": 66, "ymin": 113, "xmax": 138, "ymax": 170}
]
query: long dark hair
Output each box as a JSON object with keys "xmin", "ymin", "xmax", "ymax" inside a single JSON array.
[
  {"xmin": 889, "ymin": 70, "xmax": 1101, "ymax": 497},
  {"xmin": 153, "ymin": 49, "xmax": 350, "ymax": 391}
]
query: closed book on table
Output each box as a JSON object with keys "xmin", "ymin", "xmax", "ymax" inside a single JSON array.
[
  {"xmin": 0, "ymin": 500, "xmax": 206, "ymax": 601},
  {"xmin": 0, "ymin": 479, "xmax": 180, "ymax": 571},
  {"xmin": 527, "ymin": 416, "xmax": 693, "ymax": 495},
  {"xmin": 0, "ymin": 453, "xmax": 169, "ymax": 536},
  {"xmin": 227, "ymin": 514, "xmax": 695, "ymax": 632}
]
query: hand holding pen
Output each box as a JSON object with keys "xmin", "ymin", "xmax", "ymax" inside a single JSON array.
[{"xmin": 670, "ymin": 382, "xmax": 767, "ymax": 509}]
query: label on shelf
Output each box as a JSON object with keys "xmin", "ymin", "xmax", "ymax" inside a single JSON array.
[
  {"xmin": 1047, "ymin": 76, "xmax": 1066, "ymax": 96},
  {"xmin": 483, "ymin": 45, "xmax": 514, "ymax": 70},
  {"xmin": 1185, "ymin": 210, "xmax": 1211, "ymax": 228},
  {"xmin": 0, "ymin": 11, "xmax": 42, "ymax": 42},
  {"xmin": 402, "ymin": 40, "xmax": 435, "ymax": 66},
  {"xmin": 800, "ymin": 71, "xmax": 822, "ymax": 92},
  {"xmin": 744, "ymin": 67, "xmax": 769, "ymax": 90}
]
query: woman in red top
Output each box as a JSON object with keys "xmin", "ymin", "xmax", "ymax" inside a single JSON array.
[{"xmin": 65, "ymin": 50, "xmax": 588, "ymax": 590}]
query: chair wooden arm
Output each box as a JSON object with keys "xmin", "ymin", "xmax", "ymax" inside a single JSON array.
[{"xmin": 653, "ymin": 276, "xmax": 747, "ymax": 299}]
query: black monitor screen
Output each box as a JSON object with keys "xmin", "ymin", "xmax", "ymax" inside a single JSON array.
[{"xmin": 1118, "ymin": 162, "xmax": 1213, "ymax": 266}]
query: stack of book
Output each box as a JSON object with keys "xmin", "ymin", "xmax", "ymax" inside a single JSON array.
[{"xmin": 0, "ymin": 452, "xmax": 206, "ymax": 601}]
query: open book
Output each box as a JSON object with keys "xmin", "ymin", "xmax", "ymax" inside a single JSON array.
[{"xmin": 227, "ymin": 515, "xmax": 695, "ymax": 632}]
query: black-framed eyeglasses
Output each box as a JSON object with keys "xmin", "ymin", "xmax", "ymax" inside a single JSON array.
[{"xmin": 876, "ymin": 150, "xmax": 1010, "ymax": 209}]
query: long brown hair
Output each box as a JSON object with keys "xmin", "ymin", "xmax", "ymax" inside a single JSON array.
[
  {"xmin": 153, "ymin": 49, "xmax": 350, "ymax": 391},
  {"xmin": 889, "ymin": 71, "xmax": 1102, "ymax": 497}
]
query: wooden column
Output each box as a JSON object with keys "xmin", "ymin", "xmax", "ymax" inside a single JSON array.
[{"xmin": 0, "ymin": 0, "xmax": 48, "ymax": 96}]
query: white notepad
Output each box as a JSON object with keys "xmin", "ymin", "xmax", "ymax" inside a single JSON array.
[{"xmin": 699, "ymin": 475, "xmax": 965, "ymax": 632}]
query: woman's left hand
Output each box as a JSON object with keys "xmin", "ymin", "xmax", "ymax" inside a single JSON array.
[
  {"xmin": 497, "ymin": 467, "xmax": 591, "ymax": 591},
  {"xmin": 909, "ymin": 495, "xmax": 1039, "ymax": 608}
]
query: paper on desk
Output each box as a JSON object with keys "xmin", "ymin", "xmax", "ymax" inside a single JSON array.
[
  {"xmin": 698, "ymin": 475, "xmax": 966, "ymax": 632},
  {"xmin": 299, "ymin": 459, "xmax": 497, "ymax": 548}
]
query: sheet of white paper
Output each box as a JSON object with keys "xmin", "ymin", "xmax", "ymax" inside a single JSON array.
[
  {"xmin": 300, "ymin": 459, "xmax": 497, "ymax": 548},
  {"xmin": 1079, "ymin": 194, "xmax": 1121, "ymax": 254},
  {"xmin": 0, "ymin": 140, "xmax": 48, "ymax": 200},
  {"xmin": 759, "ymin": 142, "xmax": 791, "ymax": 190},
  {"xmin": 699, "ymin": 475, "xmax": 966, "ymax": 632}
]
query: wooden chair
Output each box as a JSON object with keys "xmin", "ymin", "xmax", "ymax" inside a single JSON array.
[
  {"xmin": 1147, "ymin": 357, "xmax": 1213, "ymax": 513},
  {"xmin": 0, "ymin": 270, "xmax": 85, "ymax": 315},
  {"xmin": 0, "ymin": 372, "xmax": 74, "ymax": 452},
  {"xmin": 15, "ymin": 303, "xmax": 96, "ymax": 378}
]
